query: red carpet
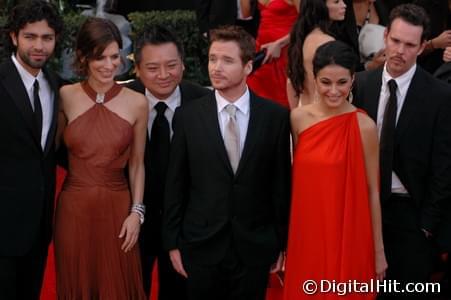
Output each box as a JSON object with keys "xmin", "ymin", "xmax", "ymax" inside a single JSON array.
[{"xmin": 40, "ymin": 167, "xmax": 283, "ymax": 299}]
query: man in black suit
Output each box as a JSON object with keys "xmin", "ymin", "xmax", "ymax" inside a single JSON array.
[
  {"xmin": 194, "ymin": 0, "xmax": 260, "ymax": 38},
  {"xmin": 353, "ymin": 4, "xmax": 451, "ymax": 299},
  {"xmin": 162, "ymin": 26, "xmax": 291, "ymax": 300},
  {"xmin": 127, "ymin": 25, "xmax": 210, "ymax": 300},
  {"xmin": 0, "ymin": 1, "xmax": 63, "ymax": 300}
]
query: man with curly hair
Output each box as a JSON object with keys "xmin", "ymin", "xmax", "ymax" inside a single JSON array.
[{"xmin": 0, "ymin": 1, "xmax": 63, "ymax": 299}]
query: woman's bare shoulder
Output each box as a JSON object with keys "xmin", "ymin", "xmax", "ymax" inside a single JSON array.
[
  {"xmin": 356, "ymin": 110, "xmax": 377, "ymax": 133},
  {"xmin": 291, "ymin": 104, "xmax": 317, "ymax": 133},
  {"xmin": 121, "ymin": 87, "xmax": 148, "ymax": 110},
  {"xmin": 59, "ymin": 82, "xmax": 81, "ymax": 97}
]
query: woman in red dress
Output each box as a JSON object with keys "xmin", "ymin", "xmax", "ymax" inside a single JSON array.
[
  {"xmin": 283, "ymin": 40, "xmax": 387, "ymax": 299},
  {"xmin": 246, "ymin": 0, "xmax": 299, "ymax": 108}
]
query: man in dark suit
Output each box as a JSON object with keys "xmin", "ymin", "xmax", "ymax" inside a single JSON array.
[
  {"xmin": 194, "ymin": 0, "xmax": 260, "ymax": 38},
  {"xmin": 353, "ymin": 4, "xmax": 451, "ymax": 299},
  {"xmin": 162, "ymin": 26, "xmax": 291, "ymax": 300},
  {"xmin": 0, "ymin": 1, "xmax": 63, "ymax": 299},
  {"xmin": 127, "ymin": 25, "xmax": 210, "ymax": 300}
]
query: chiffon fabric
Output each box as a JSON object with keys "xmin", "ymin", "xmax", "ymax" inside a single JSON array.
[
  {"xmin": 283, "ymin": 110, "xmax": 376, "ymax": 299},
  {"xmin": 54, "ymin": 83, "xmax": 146, "ymax": 299},
  {"xmin": 247, "ymin": 0, "xmax": 298, "ymax": 108}
]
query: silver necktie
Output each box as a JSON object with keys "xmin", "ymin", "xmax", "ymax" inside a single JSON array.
[{"xmin": 224, "ymin": 104, "xmax": 240, "ymax": 173}]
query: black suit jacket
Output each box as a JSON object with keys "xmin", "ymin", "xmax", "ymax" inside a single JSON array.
[
  {"xmin": 353, "ymin": 66, "xmax": 451, "ymax": 247},
  {"xmin": 0, "ymin": 58, "xmax": 58, "ymax": 256},
  {"xmin": 194, "ymin": 0, "xmax": 259, "ymax": 35},
  {"xmin": 162, "ymin": 91, "xmax": 291, "ymax": 267},
  {"xmin": 126, "ymin": 79, "xmax": 210, "ymax": 254}
]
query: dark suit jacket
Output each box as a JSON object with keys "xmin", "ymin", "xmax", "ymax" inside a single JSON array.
[
  {"xmin": 0, "ymin": 57, "xmax": 58, "ymax": 256},
  {"xmin": 353, "ymin": 66, "xmax": 451, "ymax": 247},
  {"xmin": 126, "ymin": 79, "xmax": 210, "ymax": 254},
  {"xmin": 162, "ymin": 91, "xmax": 291, "ymax": 267},
  {"xmin": 194, "ymin": 0, "xmax": 259, "ymax": 36}
]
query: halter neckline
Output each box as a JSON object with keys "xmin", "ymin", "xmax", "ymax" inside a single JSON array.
[{"xmin": 81, "ymin": 80, "xmax": 122, "ymax": 104}]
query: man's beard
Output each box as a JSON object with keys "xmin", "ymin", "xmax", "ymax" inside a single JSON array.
[{"xmin": 18, "ymin": 50, "xmax": 49, "ymax": 70}]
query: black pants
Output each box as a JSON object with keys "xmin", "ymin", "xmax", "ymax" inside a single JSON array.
[
  {"xmin": 0, "ymin": 232, "xmax": 49, "ymax": 300},
  {"xmin": 183, "ymin": 245, "xmax": 270, "ymax": 300},
  {"xmin": 378, "ymin": 195, "xmax": 438, "ymax": 300},
  {"xmin": 140, "ymin": 243, "xmax": 187, "ymax": 300}
]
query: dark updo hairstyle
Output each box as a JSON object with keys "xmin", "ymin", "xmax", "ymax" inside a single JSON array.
[
  {"xmin": 287, "ymin": 0, "xmax": 331, "ymax": 96},
  {"xmin": 73, "ymin": 17, "xmax": 122, "ymax": 77},
  {"xmin": 313, "ymin": 40, "xmax": 358, "ymax": 78}
]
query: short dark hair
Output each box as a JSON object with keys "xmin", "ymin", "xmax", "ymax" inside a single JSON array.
[
  {"xmin": 133, "ymin": 25, "xmax": 185, "ymax": 65},
  {"xmin": 73, "ymin": 17, "xmax": 122, "ymax": 77},
  {"xmin": 209, "ymin": 26, "xmax": 255, "ymax": 65},
  {"xmin": 313, "ymin": 40, "xmax": 358, "ymax": 77},
  {"xmin": 387, "ymin": 4, "xmax": 430, "ymax": 42},
  {"xmin": 5, "ymin": 0, "xmax": 63, "ymax": 53}
]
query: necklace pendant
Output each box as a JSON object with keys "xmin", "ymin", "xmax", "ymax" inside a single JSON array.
[{"xmin": 96, "ymin": 93, "xmax": 105, "ymax": 103}]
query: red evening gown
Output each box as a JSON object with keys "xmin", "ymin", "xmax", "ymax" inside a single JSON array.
[
  {"xmin": 54, "ymin": 83, "xmax": 146, "ymax": 299},
  {"xmin": 247, "ymin": 0, "xmax": 298, "ymax": 108},
  {"xmin": 283, "ymin": 110, "xmax": 376, "ymax": 299}
]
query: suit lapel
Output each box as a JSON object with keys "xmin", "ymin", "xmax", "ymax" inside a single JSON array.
[
  {"xmin": 366, "ymin": 69, "xmax": 383, "ymax": 121},
  {"xmin": 43, "ymin": 68, "xmax": 59, "ymax": 155},
  {"xmin": 235, "ymin": 92, "xmax": 263, "ymax": 178},
  {"xmin": 395, "ymin": 68, "xmax": 423, "ymax": 142},
  {"xmin": 202, "ymin": 93, "xmax": 234, "ymax": 174},
  {"xmin": 0, "ymin": 58, "xmax": 41, "ymax": 149}
]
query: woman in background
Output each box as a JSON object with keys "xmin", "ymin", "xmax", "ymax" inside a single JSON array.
[
  {"xmin": 283, "ymin": 40, "xmax": 387, "ymax": 299},
  {"xmin": 287, "ymin": 0, "xmax": 347, "ymax": 108},
  {"xmin": 332, "ymin": 0, "xmax": 389, "ymax": 71},
  {"xmin": 54, "ymin": 17, "xmax": 148, "ymax": 299},
  {"xmin": 245, "ymin": 0, "xmax": 299, "ymax": 108}
]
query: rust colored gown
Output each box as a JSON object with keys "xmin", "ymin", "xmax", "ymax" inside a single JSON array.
[
  {"xmin": 247, "ymin": 0, "xmax": 298, "ymax": 108},
  {"xmin": 283, "ymin": 110, "xmax": 375, "ymax": 300},
  {"xmin": 54, "ymin": 83, "xmax": 146, "ymax": 299}
]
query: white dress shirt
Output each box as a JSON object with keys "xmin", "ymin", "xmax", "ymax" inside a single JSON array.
[
  {"xmin": 12, "ymin": 55, "xmax": 54, "ymax": 150},
  {"xmin": 216, "ymin": 88, "xmax": 250, "ymax": 155},
  {"xmin": 145, "ymin": 86, "xmax": 181, "ymax": 140},
  {"xmin": 377, "ymin": 63, "xmax": 417, "ymax": 194}
]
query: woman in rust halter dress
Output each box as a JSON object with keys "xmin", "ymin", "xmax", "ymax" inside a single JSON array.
[
  {"xmin": 54, "ymin": 18, "xmax": 148, "ymax": 299},
  {"xmin": 283, "ymin": 41, "xmax": 387, "ymax": 299}
]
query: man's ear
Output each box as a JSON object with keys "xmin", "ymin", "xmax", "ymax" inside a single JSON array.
[
  {"xmin": 417, "ymin": 39, "xmax": 427, "ymax": 56},
  {"xmin": 244, "ymin": 60, "xmax": 253, "ymax": 75},
  {"xmin": 9, "ymin": 32, "xmax": 18, "ymax": 47}
]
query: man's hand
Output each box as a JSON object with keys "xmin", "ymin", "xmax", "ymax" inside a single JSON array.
[
  {"xmin": 443, "ymin": 47, "xmax": 451, "ymax": 62},
  {"xmin": 169, "ymin": 249, "xmax": 188, "ymax": 278}
]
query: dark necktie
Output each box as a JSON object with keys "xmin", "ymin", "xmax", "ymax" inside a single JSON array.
[
  {"xmin": 33, "ymin": 79, "xmax": 43, "ymax": 143},
  {"xmin": 149, "ymin": 102, "xmax": 170, "ymax": 212},
  {"xmin": 379, "ymin": 79, "xmax": 397, "ymax": 202}
]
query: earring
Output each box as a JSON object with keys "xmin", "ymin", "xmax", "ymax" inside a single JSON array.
[{"xmin": 348, "ymin": 90, "xmax": 353, "ymax": 103}]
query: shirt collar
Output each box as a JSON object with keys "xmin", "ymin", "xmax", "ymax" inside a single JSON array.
[
  {"xmin": 215, "ymin": 87, "xmax": 250, "ymax": 115},
  {"xmin": 145, "ymin": 85, "xmax": 181, "ymax": 112},
  {"xmin": 382, "ymin": 63, "xmax": 416, "ymax": 97},
  {"xmin": 11, "ymin": 54, "xmax": 43, "ymax": 91}
]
